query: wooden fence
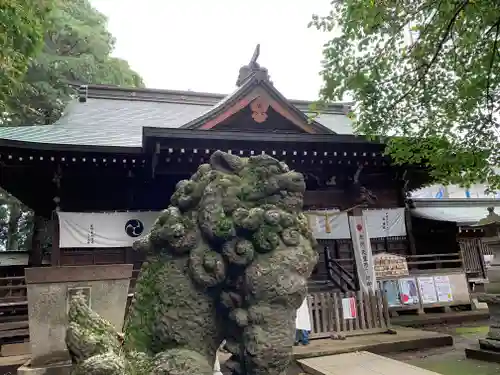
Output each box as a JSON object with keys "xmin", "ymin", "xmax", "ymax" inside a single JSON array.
[
  {"xmin": 0, "ymin": 274, "xmax": 391, "ymax": 342},
  {"xmin": 406, "ymin": 253, "xmax": 463, "ymax": 270},
  {"xmin": 459, "ymin": 238, "xmax": 488, "ymax": 280},
  {"xmin": 0, "ymin": 276, "xmax": 27, "ymax": 305},
  {"xmin": 307, "ymin": 290, "xmax": 391, "ymax": 339}
]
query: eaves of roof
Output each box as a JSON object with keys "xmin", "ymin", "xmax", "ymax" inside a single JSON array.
[{"xmin": 410, "ymin": 198, "xmax": 500, "ymax": 208}]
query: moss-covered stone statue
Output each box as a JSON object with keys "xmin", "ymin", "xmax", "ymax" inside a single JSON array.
[{"xmin": 66, "ymin": 151, "xmax": 318, "ymax": 375}]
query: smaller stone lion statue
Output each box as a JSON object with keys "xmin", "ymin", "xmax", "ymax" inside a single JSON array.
[{"xmin": 66, "ymin": 150, "xmax": 318, "ymax": 375}]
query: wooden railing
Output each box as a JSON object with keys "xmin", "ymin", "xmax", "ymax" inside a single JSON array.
[
  {"xmin": 406, "ymin": 253, "xmax": 463, "ymax": 270},
  {"xmin": 323, "ymin": 247, "xmax": 357, "ymax": 293},
  {"xmin": 0, "ymin": 276, "xmax": 27, "ymax": 307},
  {"xmin": 0, "ymin": 272, "xmax": 391, "ymax": 343},
  {"xmin": 307, "ymin": 290, "xmax": 391, "ymax": 339},
  {"xmin": 0, "ymin": 276, "xmax": 29, "ymax": 340}
]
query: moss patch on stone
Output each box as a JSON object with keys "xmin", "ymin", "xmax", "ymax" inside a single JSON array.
[{"xmin": 66, "ymin": 151, "xmax": 317, "ymax": 375}]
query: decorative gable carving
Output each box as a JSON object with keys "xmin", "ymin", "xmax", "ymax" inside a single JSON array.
[
  {"xmin": 250, "ymin": 97, "xmax": 270, "ymax": 123},
  {"xmin": 181, "ymin": 45, "xmax": 334, "ymax": 135}
]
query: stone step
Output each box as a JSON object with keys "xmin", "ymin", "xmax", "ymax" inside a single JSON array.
[{"xmin": 297, "ymin": 351, "xmax": 442, "ymax": 375}]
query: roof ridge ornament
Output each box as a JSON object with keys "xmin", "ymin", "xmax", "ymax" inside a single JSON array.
[
  {"xmin": 236, "ymin": 44, "xmax": 271, "ymax": 87},
  {"xmin": 475, "ymin": 206, "xmax": 500, "ymax": 227},
  {"xmin": 249, "ymin": 44, "xmax": 260, "ymax": 68}
]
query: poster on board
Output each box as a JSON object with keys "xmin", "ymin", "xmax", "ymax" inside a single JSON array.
[
  {"xmin": 418, "ymin": 276, "xmax": 438, "ymax": 304},
  {"xmin": 378, "ymin": 280, "xmax": 402, "ymax": 307},
  {"xmin": 398, "ymin": 278, "xmax": 420, "ymax": 305},
  {"xmin": 484, "ymin": 255, "xmax": 494, "ymax": 268},
  {"xmin": 342, "ymin": 297, "xmax": 357, "ymax": 319},
  {"xmin": 434, "ymin": 276, "xmax": 454, "ymax": 303}
]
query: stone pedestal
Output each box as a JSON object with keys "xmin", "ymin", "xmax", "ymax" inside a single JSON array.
[
  {"xmin": 18, "ymin": 264, "xmax": 133, "ymax": 374},
  {"xmin": 17, "ymin": 360, "xmax": 73, "ymax": 375},
  {"xmin": 465, "ymin": 295, "xmax": 500, "ymax": 363},
  {"xmin": 465, "ymin": 208, "xmax": 500, "ymax": 363}
]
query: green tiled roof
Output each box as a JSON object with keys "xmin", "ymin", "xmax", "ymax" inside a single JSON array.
[{"xmin": 0, "ymin": 85, "xmax": 354, "ymax": 149}]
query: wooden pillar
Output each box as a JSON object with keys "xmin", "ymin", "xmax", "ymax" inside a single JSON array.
[
  {"xmin": 29, "ymin": 218, "xmax": 43, "ymax": 266},
  {"xmin": 125, "ymin": 247, "xmax": 134, "ymax": 265},
  {"xmin": 404, "ymin": 206, "xmax": 418, "ymax": 256},
  {"xmin": 399, "ymin": 177, "xmax": 417, "ymax": 257},
  {"xmin": 50, "ymin": 210, "xmax": 61, "ymax": 266},
  {"xmin": 50, "ymin": 163, "xmax": 63, "ymax": 266}
]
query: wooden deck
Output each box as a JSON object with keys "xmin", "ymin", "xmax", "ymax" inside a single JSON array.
[{"xmin": 293, "ymin": 326, "xmax": 453, "ymax": 359}]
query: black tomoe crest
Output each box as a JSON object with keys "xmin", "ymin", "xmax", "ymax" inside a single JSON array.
[{"xmin": 125, "ymin": 219, "xmax": 144, "ymax": 238}]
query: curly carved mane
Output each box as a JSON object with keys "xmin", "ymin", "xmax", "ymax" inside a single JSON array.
[{"xmin": 66, "ymin": 151, "xmax": 318, "ymax": 375}]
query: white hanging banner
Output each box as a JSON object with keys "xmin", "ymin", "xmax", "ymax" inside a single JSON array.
[
  {"xmin": 57, "ymin": 211, "xmax": 160, "ymax": 248},
  {"xmin": 349, "ymin": 214, "xmax": 377, "ymax": 293},
  {"xmin": 363, "ymin": 208, "xmax": 406, "ymax": 238},
  {"xmin": 305, "ymin": 210, "xmax": 350, "ymax": 239}
]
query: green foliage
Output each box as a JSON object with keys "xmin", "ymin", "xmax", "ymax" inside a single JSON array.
[
  {"xmin": 123, "ymin": 256, "xmax": 164, "ymax": 355},
  {"xmin": 311, "ymin": 1, "xmax": 500, "ymax": 189},
  {"xmin": 0, "ymin": 0, "xmax": 51, "ymax": 115},
  {"xmin": 5, "ymin": 0, "xmax": 144, "ymax": 126},
  {"xmin": 0, "ymin": 188, "xmax": 34, "ymax": 252}
]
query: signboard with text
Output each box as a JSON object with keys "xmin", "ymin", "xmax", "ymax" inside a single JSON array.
[{"xmin": 349, "ymin": 214, "xmax": 377, "ymax": 293}]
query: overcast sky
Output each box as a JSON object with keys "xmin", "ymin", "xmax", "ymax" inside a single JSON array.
[{"xmin": 91, "ymin": 0, "xmax": 333, "ymax": 100}]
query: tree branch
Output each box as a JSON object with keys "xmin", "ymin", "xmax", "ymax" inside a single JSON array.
[
  {"xmin": 370, "ymin": 2, "xmax": 438, "ymax": 66},
  {"xmin": 406, "ymin": 0, "xmax": 445, "ymax": 55},
  {"xmin": 389, "ymin": 0, "xmax": 470, "ymax": 109},
  {"xmin": 485, "ymin": 18, "xmax": 500, "ymax": 124}
]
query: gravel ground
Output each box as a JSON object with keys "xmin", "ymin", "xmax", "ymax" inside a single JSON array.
[
  {"xmin": 221, "ymin": 321, "xmax": 498, "ymax": 374},
  {"xmin": 386, "ymin": 320, "xmax": 500, "ymax": 375}
]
